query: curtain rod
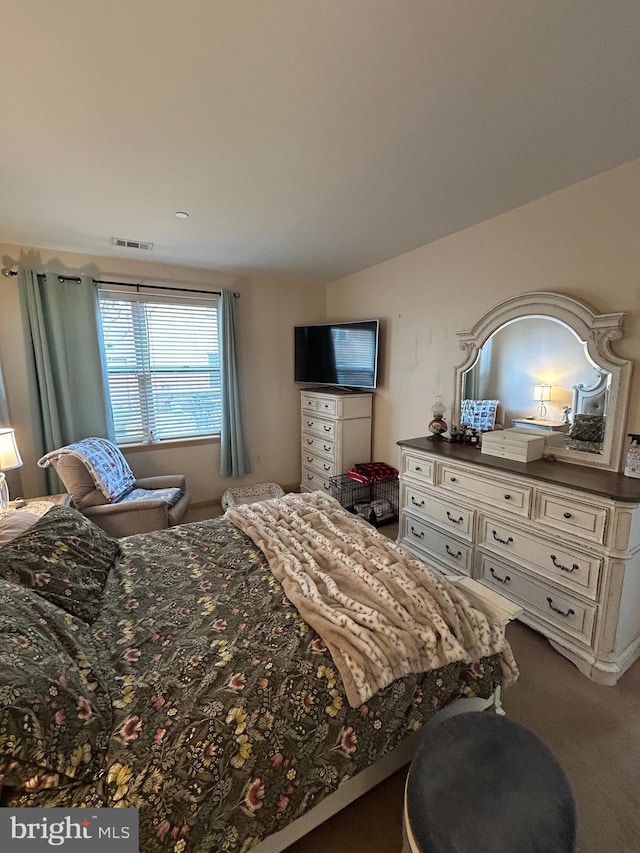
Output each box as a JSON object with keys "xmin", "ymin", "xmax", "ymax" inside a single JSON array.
[{"xmin": 1, "ymin": 268, "xmax": 238, "ymax": 298}]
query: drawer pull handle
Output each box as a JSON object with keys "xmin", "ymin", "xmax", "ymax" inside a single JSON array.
[
  {"xmin": 547, "ymin": 597, "xmax": 575, "ymax": 618},
  {"xmin": 411, "ymin": 496, "xmax": 426, "ymax": 507},
  {"xmin": 306, "ymin": 456, "xmax": 313, "ymax": 462},
  {"xmin": 550, "ymin": 554, "xmax": 579, "ymax": 573},
  {"xmin": 306, "ymin": 473, "xmax": 313, "ymax": 480},
  {"xmin": 324, "ymin": 483, "xmax": 330, "ymax": 491},
  {"xmin": 306, "ymin": 438, "xmax": 313, "ymax": 445},
  {"xmin": 490, "ymin": 567, "xmax": 511, "ymax": 584},
  {"xmin": 323, "ymin": 425, "xmax": 331, "ymax": 432},
  {"xmin": 446, "ymin": 544, "xmax": 462, "ymax": 559},
  {"xmin": 563, "ymin": 512, "xmax": 572, "ymax": 519},
  {"xmin": 415, "ymin": 465, "xmax": 422, "ymax": 472},
  {"xmin": 446, "ymin": 511, "xmax": 463, "ymax": 524},
  {"xmin": 410, "ymin": 526, "xmax": 425, "ymax": 539},
  {"xmin": 306, "ymin": 420, "xmax": 314, "ymax": 426},
  {"xmin": 450, "ymin": 476, "xmax": 457, "ymax": 483},
  {"xmin": 323, "ymin": 444, "xmax": 331, "ymax": 451},
  {"xmin": 504, "ymin": 494, "xmax": 511, "ymax": 501},
  {"xmin": 492, "ymin": 530, "xmax": 513, "ymax": 545},
  {"xmin": 323, "ymin": 464, "xmax": 331, "ymax": 471}
]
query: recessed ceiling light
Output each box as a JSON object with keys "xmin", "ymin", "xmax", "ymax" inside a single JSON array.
[{"xmin": 175, "ymin": 211, "xmax": 190, "ymax": 219}]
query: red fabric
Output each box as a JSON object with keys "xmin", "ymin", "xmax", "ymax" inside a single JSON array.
[{"xmin": 345, "ymin": 462, "xmax": 399, "ymax": 484}]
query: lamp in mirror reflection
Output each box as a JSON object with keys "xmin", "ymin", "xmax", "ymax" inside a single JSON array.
[
  {"xmin": 533, "ymin": 384, "xmax": 552, "ymax": 420},
  {"xmin": 0, "ymin": 427, "xmax": 23, "ymax": 512}
]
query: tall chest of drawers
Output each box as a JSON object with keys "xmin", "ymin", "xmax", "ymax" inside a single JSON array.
[
  {"xmin": 397, "ymin": 437, "xmax": 640, "ymax": 686},
  {"xmin": 300, "ymin": 390, "xmax": 373, "ymax": 494}
]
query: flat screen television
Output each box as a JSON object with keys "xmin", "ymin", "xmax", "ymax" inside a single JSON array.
[{"xmin": 294, "ymin": 319, "xmax": 379, "ymax": 389}]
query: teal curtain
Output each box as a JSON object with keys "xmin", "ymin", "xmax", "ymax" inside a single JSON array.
[
  {"xmin": 219, "ymin": 290, "xmax": 251, "ymax": 477},
  {"xmin": 19, "ymin": 270, "xmax": 115, "ymax": 493}
]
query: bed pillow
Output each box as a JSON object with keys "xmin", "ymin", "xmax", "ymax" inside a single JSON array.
[
  {"xmin": 570, "ymin": 414, "xmax": 605, "ymax": 443},
  {"xmin": 461, "ymin": 399, "xmax": 500, "ymax": 431},
  {"xmin": 0, "ymin": 511, "xmax": 40, "ymax": 545},
  {"xmin": 0, "ymin": 505, "xmax": 120, "ymax": 624},
  {"xmin": 0, "ymin": 578, "xmax": 112, "ymax": 792}
]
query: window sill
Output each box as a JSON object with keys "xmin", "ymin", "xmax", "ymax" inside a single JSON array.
[{"xmin": 120, "ymin": 435, "xmax": 220, "ymax": 453}]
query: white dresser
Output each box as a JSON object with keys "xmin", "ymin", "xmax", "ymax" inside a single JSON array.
[
  {"xmin": 397, "ymin": 437, "xmax": 640, "ymax": 685},
  {"xmin": 300, "ymin": 390, "xmax": 373, "ymax": 494}
]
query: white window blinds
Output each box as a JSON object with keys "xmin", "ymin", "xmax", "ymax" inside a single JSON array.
[{"xmin": 98, "ymin": 290, "xmax": 221, "ymax": 444}]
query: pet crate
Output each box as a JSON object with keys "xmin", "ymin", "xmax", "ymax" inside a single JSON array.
[{"xmin": 329, "ymin": 474, "xmax": 399, "ymax": 527}]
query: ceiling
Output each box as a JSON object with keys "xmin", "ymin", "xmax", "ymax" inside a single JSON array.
[{"xmin": 2, "ymin": 1, "xmax": 640, "ymax": 282}]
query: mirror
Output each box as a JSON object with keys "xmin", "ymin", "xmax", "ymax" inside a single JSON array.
[{"xmin": 453, "ymin": 292, "xmax": 632, "ymax": 471}]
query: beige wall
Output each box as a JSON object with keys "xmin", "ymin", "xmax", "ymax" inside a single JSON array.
[
  {"xmin": 326, "ymin": 158, "xmax": 640, "ymax": 470},
  {"xmin": 2, "ymin": 158, "xmax": 640, "ymax": 500},
  {"xmin": 0, "ymin": 244, "xmax": 325, "ymax": 505}
]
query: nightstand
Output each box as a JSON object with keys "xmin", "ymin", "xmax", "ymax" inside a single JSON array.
[
  {"xmin": 9, "ymin": 494, "xmax": 71, "ymax": 516},
  {"xmin": 511, "ymin": 418, "xmax": 570, "ymax": 433}
]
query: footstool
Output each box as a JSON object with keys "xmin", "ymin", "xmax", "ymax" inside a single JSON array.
[
  {"xmin": 403, "ymin": 712, "xmax": 576, "ymax": 852},
  {"xmin": 221, "ymin": 482, "xmax": 285, "ymax": 511}
]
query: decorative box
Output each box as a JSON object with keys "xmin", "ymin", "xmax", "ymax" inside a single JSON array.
[{"xmin": 481, "ymin": 428, "xmax": 545, "ymax": 463}]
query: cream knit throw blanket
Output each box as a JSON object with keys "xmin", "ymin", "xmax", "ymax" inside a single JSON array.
[{"xmin": 225, "ymin": 492, "xmax": 517, "ymax": 707}]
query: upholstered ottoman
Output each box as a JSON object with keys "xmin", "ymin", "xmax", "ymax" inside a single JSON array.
[
  {"xmin": 403, "ymin": 712, "xmax": 576, "ymax": 852},
  {"xmin": 221, "ymin": 483, "xmax": 285, "ymax": 511}
]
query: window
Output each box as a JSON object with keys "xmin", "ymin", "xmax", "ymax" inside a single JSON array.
[{"xmin": 98, "ymin": 290, "xmax": 221, "ymax": 444}]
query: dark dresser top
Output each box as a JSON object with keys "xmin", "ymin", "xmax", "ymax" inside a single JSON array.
[{"xmin": 397, "ymin": 436, "xmax": 640, "ymax": 503}]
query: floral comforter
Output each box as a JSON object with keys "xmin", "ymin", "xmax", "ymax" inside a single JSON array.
[{"xmin": 3, "ymin": 515, "xmax": 506, "ymax": 852}]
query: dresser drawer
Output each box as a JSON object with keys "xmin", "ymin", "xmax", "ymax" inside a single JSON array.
[
  {"xmin": 301, "ymin": 393, "xmax": 338, "ymax": 416},
  {"xmin": 303, "ymin": 452, "xmax": 336, "ymax": 477},
  {"xmin": 302, "ymin": 432, "xmax": 336, "ymax": 460},
  {"xmin": 401, "ymin": 482, "xmax": 430, "ymax": 518},
  {"xmin": 301, "ymin": 466, "xmax": 332, "ymax": 493},
  {"xmin": 401, "ymin": 484, "xmax": 474, "ymax": 540},
  {"xmin": 401, "ymin": 451, "xmax": 436, "ymax": 483},
  {"xmin": 439, "ymin": 464, "xmax": 532, "ymax": 517},
  {"xmin": 302, "ymin": 416, "xmax": 336, "ymax": 440},
  {"xmin": 478, "ymin": 555, "xmax": 596, "ymax": 644},
  {"xmin": 536, "ymin": 491, "xmax": 608, "ymax": 545},
  {"xmin": 401, "ymin": 515, "xmax": 472, "ymax": 575},
  {"xmin": 301, "ymin": 393, "xmax": 321, "ymax": 412},
  {"xmin": 477, "ymin": 515, "xmax": 601, "ymax": 598}
]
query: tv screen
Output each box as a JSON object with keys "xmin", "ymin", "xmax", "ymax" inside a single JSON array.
[{"xmin": 294, "ymin": 320, "xmax": 379, "ymax": 389}]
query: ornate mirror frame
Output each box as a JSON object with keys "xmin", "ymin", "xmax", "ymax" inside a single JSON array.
[{"xmin": 453, "ymin": 292, "xmax": 632, "ymax": 472}]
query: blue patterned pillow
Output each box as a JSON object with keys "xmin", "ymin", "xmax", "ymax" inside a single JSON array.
[{"xmin": 461, "ymin": 399, "xmax": 500, "ymax": 431}]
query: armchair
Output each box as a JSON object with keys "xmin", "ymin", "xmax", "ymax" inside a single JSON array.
[{"xmin": 38, "ymin": 438, "xmax": 191, "ymax": 537}]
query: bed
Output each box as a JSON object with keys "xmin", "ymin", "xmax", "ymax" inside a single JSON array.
[
  {"xmin": 0, "ymin": 493, "xmax": 517, "ymax": 852},
  {"xmin": 566, "ymin": 371, "xmax": 609, "ymax": 453}
]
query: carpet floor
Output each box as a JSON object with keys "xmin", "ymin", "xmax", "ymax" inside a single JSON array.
[{"xmin": 286, "ymin": 619, "xmax": 640, "ymax": 852}]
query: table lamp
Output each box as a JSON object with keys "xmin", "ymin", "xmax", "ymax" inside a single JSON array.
[
  {"xmin": 533, "ymin": 384, "xmax": 552, "ymax": 420},
  {"xmin": 0, "ymin": 427, "xmax": 23, "ymax": 512}
]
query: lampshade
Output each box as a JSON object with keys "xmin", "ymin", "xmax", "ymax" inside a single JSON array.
[
  {"xmin": 533, "ymin": 384, "xmax": 552, "ymax": 403},
  {"xmin": 431, "ymin": 396, "xmax": 446, "ymax": 418},
  {"xmin": 0, "ymin": 428, "xmax": 23, "ymax": 471}
]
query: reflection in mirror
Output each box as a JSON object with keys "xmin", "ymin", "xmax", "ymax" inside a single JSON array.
[
  {"xmin": 462, "ymin": 316, "xmax": 610, "ymax": 456},
  {"xmin": 454, "ymin": 292, "xmax": 631, "ymax": 472}
]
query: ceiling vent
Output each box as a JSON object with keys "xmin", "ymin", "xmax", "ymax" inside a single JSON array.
[{"xmin": 112, "ymin": 237, "xmax": 153, "ymax": 251}]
